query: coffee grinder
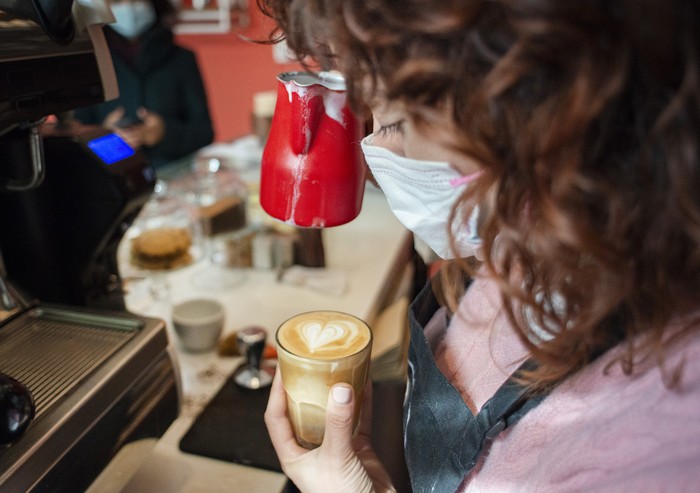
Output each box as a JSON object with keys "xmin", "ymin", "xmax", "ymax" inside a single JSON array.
[{"xmin": 0, "ymin": 2, "xmax": 180, "ymax": 491}]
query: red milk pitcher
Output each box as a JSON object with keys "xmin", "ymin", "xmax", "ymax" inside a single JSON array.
[{"xmin": 259, "ymin": 71, "xmax": 366, "ymax": 228}]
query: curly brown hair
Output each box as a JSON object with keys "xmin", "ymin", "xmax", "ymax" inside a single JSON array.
[{"xmin": 257, "ymin": 0, "xmax": 700, "ymax": 391}]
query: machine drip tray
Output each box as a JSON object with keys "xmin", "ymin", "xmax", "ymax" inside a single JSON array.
[
  {"xmin": 0, "ymin": 304, "xmax": 177, "ymax": 493},
  {"xmin": 0, "ymin": 306, "xmax": 140, "ymax": 418}
]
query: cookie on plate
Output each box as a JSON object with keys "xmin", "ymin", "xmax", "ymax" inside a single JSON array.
[{"xmin": 131, "ymin": 227, "xmax": 192, "ymax": 270}]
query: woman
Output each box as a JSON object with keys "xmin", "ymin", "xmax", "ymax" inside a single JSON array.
[
  {"xmin": 261, "ymin": 0, "xmax": 700, "ymax": 492},
  {"xmin": 74, "ymin": 0, "xmax": 214, "ymax": 169}
]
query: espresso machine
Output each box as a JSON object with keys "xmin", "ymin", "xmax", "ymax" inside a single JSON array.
[{"xmin": 0, "ymin": 2, "xmax": 180, "ymax": 491}]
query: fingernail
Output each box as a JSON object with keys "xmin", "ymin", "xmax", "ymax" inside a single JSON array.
[{"xmin": 332, "ymin": 386, "xmax": 351, "ymax": 404}]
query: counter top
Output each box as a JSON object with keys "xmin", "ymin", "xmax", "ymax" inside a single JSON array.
[{"xmin": 88, "ymin": 177, "xmax": 412, "ymax": 492}]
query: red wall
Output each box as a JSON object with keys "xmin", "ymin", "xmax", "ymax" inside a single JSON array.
[{"xmin": 175, "ymin": 7, "xmax": 301, "ymax": 142}]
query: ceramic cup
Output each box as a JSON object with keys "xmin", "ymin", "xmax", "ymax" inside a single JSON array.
[{"xmin": 171, "ymin": 298, "xmax": 225, "ymax": 352}]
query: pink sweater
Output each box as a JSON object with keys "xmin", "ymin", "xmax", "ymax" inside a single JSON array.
[{"xmin": 429, "ymin": 275, "xmax": 700, "ymax": 492}]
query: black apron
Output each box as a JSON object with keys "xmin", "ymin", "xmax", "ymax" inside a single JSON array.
[{"xmin": 403, "ymin": 280, "xmax": 546, "ymax": 493}]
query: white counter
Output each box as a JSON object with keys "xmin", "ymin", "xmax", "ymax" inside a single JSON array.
[{"xmin": 88, "ymin": 184, "xmax": 412, "ymax": 492}]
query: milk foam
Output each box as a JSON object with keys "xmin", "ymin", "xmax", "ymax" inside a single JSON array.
[{"xmin": 277, "ymin": 312, "xmax": 370, "ymax": 359}]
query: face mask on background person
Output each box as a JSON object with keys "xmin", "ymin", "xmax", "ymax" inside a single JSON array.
[
  {"xmin": 361, "ymin": 134, "xmax": 483, "ymax": 260},
  {"xmin": 110, "ymin": 1, "xmax": 156, "ymax": 39}
]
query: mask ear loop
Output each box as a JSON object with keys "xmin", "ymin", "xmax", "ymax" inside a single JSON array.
[
  {"xmin": 449, "ymin": 170, "xmax": 486, "ymax": 260},
  {"xmin": 449, "ymin": 170, "xmax": 483, "ymax": 188}
]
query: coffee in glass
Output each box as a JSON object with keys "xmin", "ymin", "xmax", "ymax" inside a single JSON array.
[{"xmin": 275, "ymin": 310, "xmax": 372, "ymax": 449}]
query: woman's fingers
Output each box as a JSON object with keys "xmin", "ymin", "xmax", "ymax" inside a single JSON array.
[
  {"xmin": 322, "ymin": 383, "xmax": 358, "ymax": 459},
  {"xmin": 266, "ymin": 375, "xmax": 391, "ymax": 493},
  {"xmin": 264, "ymin": 370, "xmax": 305, "ymax": 463}
]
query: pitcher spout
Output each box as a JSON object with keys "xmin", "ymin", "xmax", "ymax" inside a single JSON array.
[{"xmin": 278, "ymin": 72, "xmax": 348, "ymax": 155}]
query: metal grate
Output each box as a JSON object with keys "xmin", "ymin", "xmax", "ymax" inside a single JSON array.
[{"xmin": 0, "ymin": 308, "xmax": 140, "ymax": 418}]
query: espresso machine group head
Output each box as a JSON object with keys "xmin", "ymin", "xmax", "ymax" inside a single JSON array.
[{"xmin": 0, "ymin": 3, "xmax": 179, "ymax": 491}]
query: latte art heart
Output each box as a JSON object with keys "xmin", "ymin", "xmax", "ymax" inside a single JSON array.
[
  {"xmin": 277, "ymin": 311, "xmax": 371, "ymax": 360},
  {"xmin": 301, "ymin": 320, "xmax": 357, "ymax": 352}
]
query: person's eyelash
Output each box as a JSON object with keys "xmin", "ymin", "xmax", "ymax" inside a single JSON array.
[{"xmin": 375, "ymin": 120, "xmax": 405, "ymax": 136}]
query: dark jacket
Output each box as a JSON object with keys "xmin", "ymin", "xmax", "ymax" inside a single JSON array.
[{"xmin": 74, "ymin": 25, "xmax": 214, "ymax": 168}]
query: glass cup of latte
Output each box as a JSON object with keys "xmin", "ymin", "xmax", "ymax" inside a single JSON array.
[{"xmin": 275, "ymin": 310, "xmax": 372, "ymax": 449}]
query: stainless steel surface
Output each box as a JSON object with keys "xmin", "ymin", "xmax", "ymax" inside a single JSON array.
[
  {"xmin": 0, "ymin": 307, "xmax": 138, "ymax": 417},
  {"xmin": 4, "ymin": 123, "xmax": 45, "ymax": 192},
  {"xmin": 0, "ymin": 306, "xmax": 179, "ymax": 493}
]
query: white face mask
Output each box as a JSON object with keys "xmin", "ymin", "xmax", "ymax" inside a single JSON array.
[
  {"xmin": 361, "ymin": 134, "xmax": 483, "ymax": 260},
  {"xmin": 110, "ymin": 1, "xmax": 156, "ymax": 39}
]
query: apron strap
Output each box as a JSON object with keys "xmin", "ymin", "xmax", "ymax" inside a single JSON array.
[
  {"xmin": 404, "ymin": 279, "xmax": 548, "ymax": 492},
  {"xmin": 461, "ymin": 358, "xmax": 545, "ymax": 473}
]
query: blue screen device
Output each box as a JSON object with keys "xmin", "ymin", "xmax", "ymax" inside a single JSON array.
[{"xmin": 87, "ymin": 133, "xmax": 135, "ymax": 165}]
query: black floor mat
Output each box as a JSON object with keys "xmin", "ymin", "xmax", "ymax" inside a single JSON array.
[{"xmin": 179, "ymin": 366, "xmax": 281, "ymax": 472}]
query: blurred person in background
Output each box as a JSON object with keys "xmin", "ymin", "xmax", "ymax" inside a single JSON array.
[
  {"xmin": 260, "ymin": 0, "xmax": 700, "ymax": 492},
  {"xmin": 74, "ymin": 0, "xmax": 214, "ymax": 169}
]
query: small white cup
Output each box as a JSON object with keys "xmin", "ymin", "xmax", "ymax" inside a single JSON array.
[{"xmin": 171, "ymin": 298, "xmax": 225, "ymax": 352}]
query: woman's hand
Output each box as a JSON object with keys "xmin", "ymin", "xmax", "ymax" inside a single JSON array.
[{"xmin": 265, "ymin": 370, "xmax": 396, "ymax": 493}]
